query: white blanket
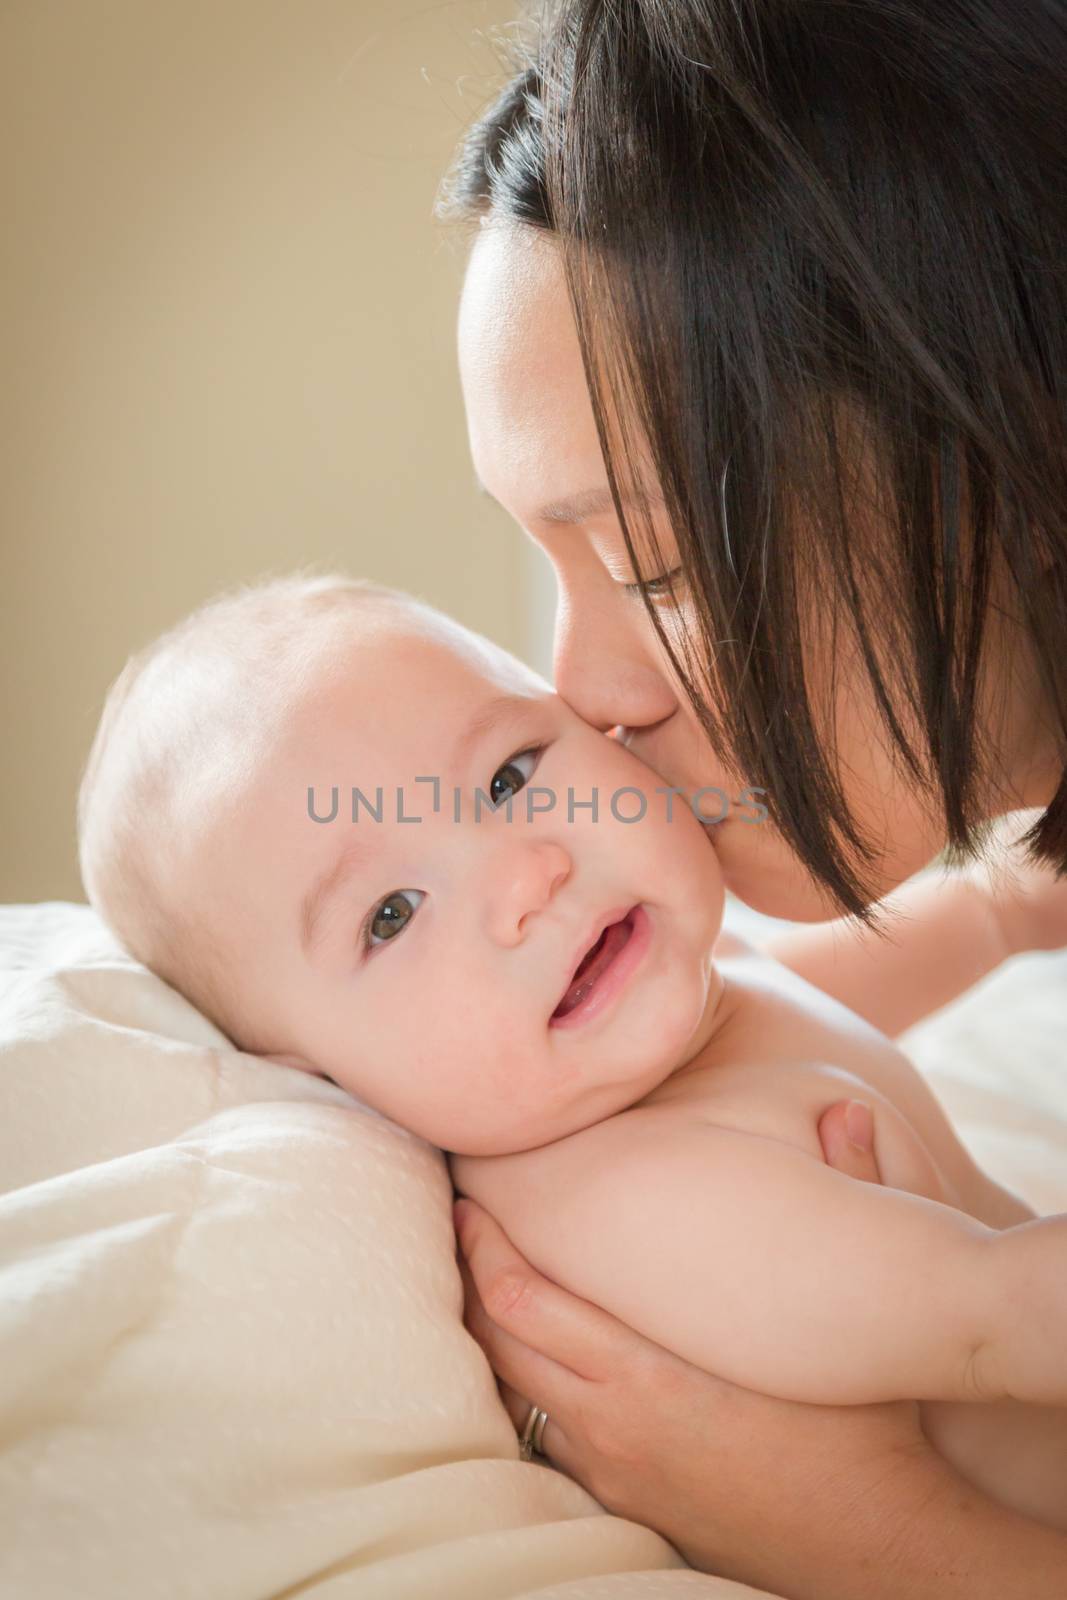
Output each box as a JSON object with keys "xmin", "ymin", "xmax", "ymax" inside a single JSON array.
[{"xmin": 1, "ymin": 900, "xmax": 1064, "ymax": 1600}]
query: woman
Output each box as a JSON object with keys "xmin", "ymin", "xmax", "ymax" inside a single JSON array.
[{"xmin": 446, "ymin": 2, "xmax": 1067, "ymax": 1595}]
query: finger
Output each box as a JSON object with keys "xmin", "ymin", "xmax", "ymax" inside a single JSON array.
[
  {"xmin": 457, "ymin": 1243, "xmax": 587, "ymax": 1479},
  {"xmin": 458, "ymin": 1249, "xmax": 581, "ymax": 1417},
  {"xmin": 455, "ymin": 1198, "xmax": 640, "ymax": 1382},
  {"xmin": 496, "ymin": 1379, "xmax": 572, "ymax": 1473},
  {"xmin": 497, "ymin": 1380, "xmax": 567, "ymax": 1455},
  {"xmin": 818, "ymin": 1099, "xmax": 883, "ymax": 1183},
  {"xmin": 497, "ymin": 1379, "xmax": 533, "ymax": 1433}
]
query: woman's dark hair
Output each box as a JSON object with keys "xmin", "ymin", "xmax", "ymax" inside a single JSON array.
[{"xmin": 445, "ymin": 0, "xmax": 1067, "ymax": 917}]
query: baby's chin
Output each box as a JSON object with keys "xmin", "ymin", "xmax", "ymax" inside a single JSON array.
[
  {"xmin": 489, "ymin": 1069, "xmax": 680, "ymax": 1158},
  {"xmin": 437, "ymin": 1099, "xmax": 612, "ymax": 1160}
]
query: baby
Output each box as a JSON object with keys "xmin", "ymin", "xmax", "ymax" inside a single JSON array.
[{"xmin": 77, "ymin": 571, "xmax": 1067, "ymax": 1534}]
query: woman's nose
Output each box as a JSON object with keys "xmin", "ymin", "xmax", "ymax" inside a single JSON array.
[
  {"xmin": 485, "ymin": 839, "xmax": 572, "ymax": 947},
  {"xmin": 553, "ymin": 587, "xmax": 678, "ymax": 734}
]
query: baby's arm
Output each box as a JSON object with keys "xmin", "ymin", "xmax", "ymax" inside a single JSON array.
[
  {"xmin": 492, "ymin": 1115, "xmax": 1067, "ymax": 1408},
  {"xmin": 984, "ymin": 1217, "xmax": 1067, "ymax": 1403}
]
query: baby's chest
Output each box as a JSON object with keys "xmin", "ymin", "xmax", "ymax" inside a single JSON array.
[
  {"xmin": 674, "ymin": 1056, "xmax": 871, "ymax": 1161},
  {"xmin": 680, "ymin": 962, "xmax": 918, "ymax": 1157}
]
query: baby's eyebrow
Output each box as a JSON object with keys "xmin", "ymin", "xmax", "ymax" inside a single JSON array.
[
  {"xmin": 450, "ymin": 692, "xmax": 536, "ymax": 769},
  {"xmin": 301, "ymin": 836, "xmax": 375, "ymax": 955}
]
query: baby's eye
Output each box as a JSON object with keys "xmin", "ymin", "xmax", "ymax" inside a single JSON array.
[
  {"xmin": 488, "ymin": 748, "xmax": 540, "ymax": 808},
  {"xmin": 365, "ymin": 889, "xmax": 425, "ymax": 948}
]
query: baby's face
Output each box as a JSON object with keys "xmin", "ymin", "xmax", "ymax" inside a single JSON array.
[{"xmin": 204, "ymin": 604, "xmax": 725, "ymax": 1155}]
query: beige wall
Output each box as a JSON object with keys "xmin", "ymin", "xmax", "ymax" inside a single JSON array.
[{"xmin": 1, "ymin": 0, "xmax": 549, "ymax": 903}]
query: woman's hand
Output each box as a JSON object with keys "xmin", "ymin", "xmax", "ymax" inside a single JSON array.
[
  {"xmin": 453, "ymin": 1222, "xmax": 930, "ymax": 1600},
  {"xmin": 454, "ymin": 1101, "xmax": 1067, "ymax": 1599},
  {"xmin": 454, "ymin": 1100, "xmax": 903, "ymax": 1598},
  {"xmin": 815, "ymin": 1097, "xmax": 881, "ymax": 1181}
]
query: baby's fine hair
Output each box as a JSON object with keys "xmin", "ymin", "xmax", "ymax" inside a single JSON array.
[{"xmin": 77, "ymin": 569, "xmax": 410, "ymax": 1048}]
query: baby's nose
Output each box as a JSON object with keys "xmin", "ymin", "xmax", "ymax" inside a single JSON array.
[{"xmin": 485, "ymin": 839, "xmax": 572, "ymax": 947}]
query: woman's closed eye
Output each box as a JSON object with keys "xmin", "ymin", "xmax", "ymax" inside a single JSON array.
[{"xmin": 621, "ymin": 565, "xmax": 685, "ymax": 603}]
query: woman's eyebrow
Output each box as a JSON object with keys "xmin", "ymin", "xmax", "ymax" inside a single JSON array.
[
  {"xmin": 537, "ymin": 483, "xmax": 662, "ymax": 521},
  {"xmin": 474, "ymin": 476, "xmax": 662, "ymax": 526}
]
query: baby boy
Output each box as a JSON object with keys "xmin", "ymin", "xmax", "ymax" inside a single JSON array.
[{"xmin": 77, "ymin": 572, "xmax": 1067, "ymax": 1533}]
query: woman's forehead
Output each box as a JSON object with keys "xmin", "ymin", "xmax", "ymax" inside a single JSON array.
[
  {"xmin": 459, "ymin": 229, "xmax": 592, "ymax": 435},
  {"xmin": 458, "ymin": 225, "xmax": 652, "ymax": 527},
  {"xmin": 460, "ymin": 223, "xmax": 569, "ymax": 363}
]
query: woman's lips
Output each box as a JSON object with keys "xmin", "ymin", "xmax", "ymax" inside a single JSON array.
[{"xmin": 549, "ymin": 905, "xmax": 652, "ymax": 1029}]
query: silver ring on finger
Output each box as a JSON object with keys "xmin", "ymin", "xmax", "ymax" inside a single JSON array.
[{"xmin": 518, "ymin": 1402, "xmax": 550, "ymax": 1461}]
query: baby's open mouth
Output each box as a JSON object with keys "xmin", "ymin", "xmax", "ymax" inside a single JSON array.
[{"xmin": 550, "ymin": 907, "xmax": 641, "ymax": 1024}]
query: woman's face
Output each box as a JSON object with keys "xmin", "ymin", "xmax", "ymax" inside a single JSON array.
[{"xmin": 457, "ymin": 223, "xmax": 1029, "ymax": 921}]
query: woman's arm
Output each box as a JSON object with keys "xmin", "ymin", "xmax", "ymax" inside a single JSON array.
[
  {"xmin": 683, "ymin": 1428, "xmax": 1067, "ymax": 1600},
  {"xmin": 765, "ymin": 871, "xmax": 1007, "ymax": 1037},
  {"xmin": 454, "ymin": 1189, "xmax": 1067, "ymax": 1600},
  {"xmin": 765, "ymin": 831, "xmax": 1067, "ymax": 1039}
]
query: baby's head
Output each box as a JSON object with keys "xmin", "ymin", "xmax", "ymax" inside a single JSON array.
[{"xmin": 79, "ymin": 573, "xmax": 725, "ymax": 1155}]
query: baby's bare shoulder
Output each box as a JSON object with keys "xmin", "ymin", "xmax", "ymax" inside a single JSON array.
[{"xmin": 452, "ymin": 1100, "xmax": 683, "ymax": 1226}]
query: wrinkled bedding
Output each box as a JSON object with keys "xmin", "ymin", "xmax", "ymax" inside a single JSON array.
[{"xmin": 1, "ymin": 900, "xmax": 1064, "ymax": 1600}]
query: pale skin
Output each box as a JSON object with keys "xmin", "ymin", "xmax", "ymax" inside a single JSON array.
[
  {"xmin": 453, "ymin": 220, "xmax": 1067, "ymax": 1595},
  {"xmin": 171, "ymin": 596, "xmax": 1067, "ymax": 1550}
]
